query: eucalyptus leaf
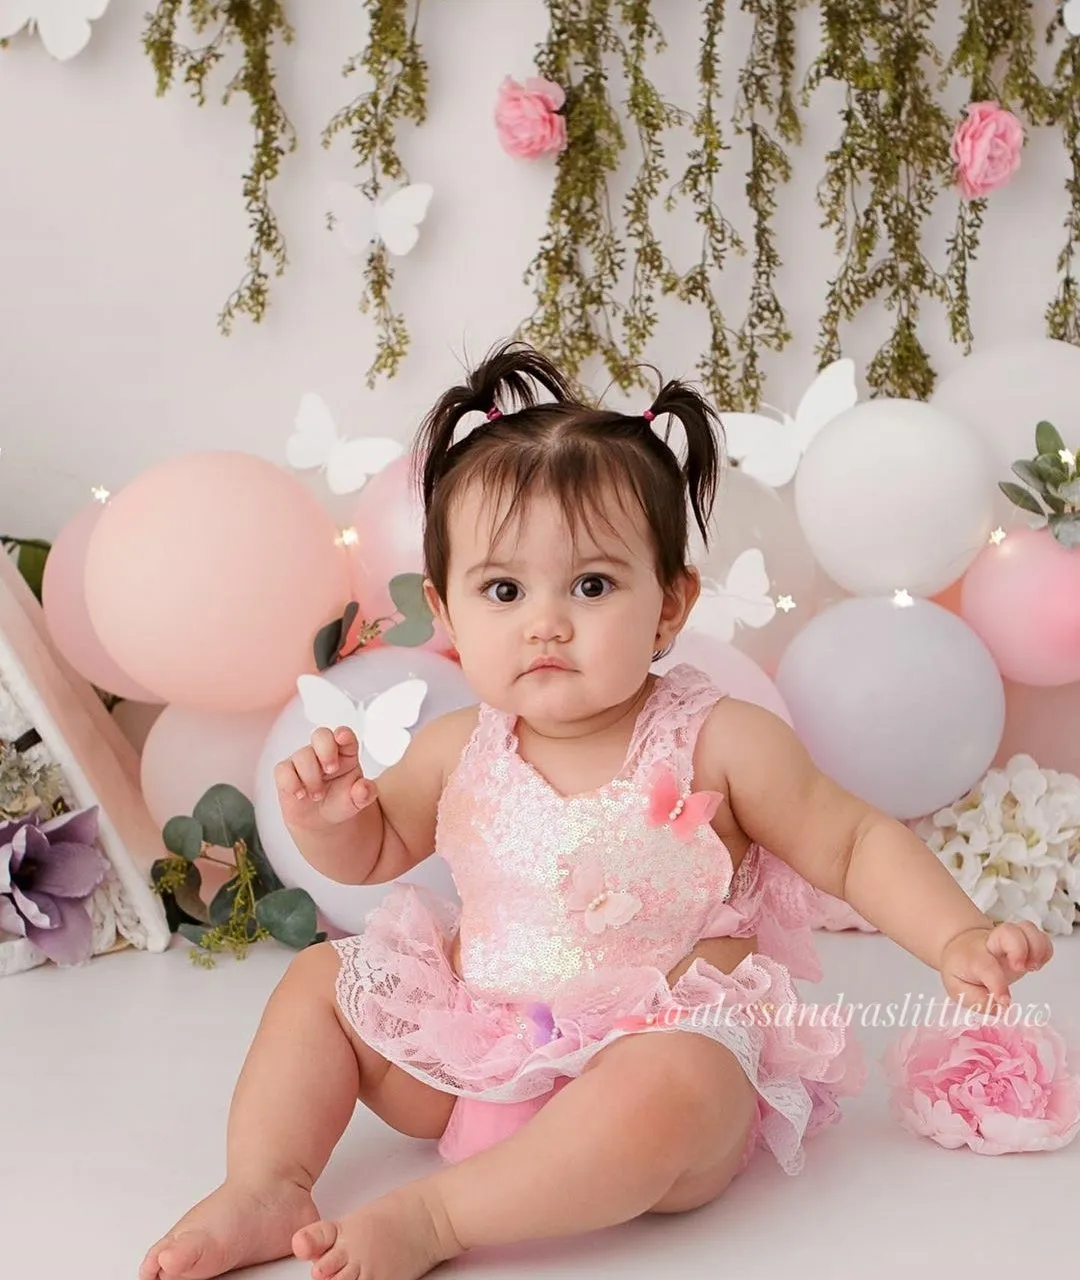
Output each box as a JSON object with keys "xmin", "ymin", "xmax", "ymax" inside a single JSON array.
[
  {"xmin": 178, "ymin": 923, "xmax": 212, "ymax": 948},
  {"xmin": 1048, "ymin": 514, "xmax": 1080, "ymax": 548},
  {"xmin": 1011, "ymin": 460, "xmax": 1047, "ymax": 495},
  {"xmin": 246, "ymin": 827, "xmax": 284, "ymax": 894},
  {"xmin": 1033, "ymin": 453, "xmax": 1068, "ymax": 486},
  {"xmin": 162, "ymin": 815, "xmax": 205, "ymax": 862},
  {"xmin": 209, "ymin": 877, "xmax": 240, "ymax": 927},
  {"xmin": 16, "ymin": 540, "xmax": 50, "ymax": 603},
  {"xmin": 194, "ymin": 783, "xmax": 256, "ymax": 848},
  {"xmin": 998, "ymin": 482, "xmax": 1044, "ymax": 516},
  {"xmin": 1052, "ymin": 476, "xmax": 1080, "ymax": 507},
  {"xmin": 382, "ymin": 615, "xmax": 435, "ymax": 647},
  {"xmin": 1035, "ymin": 420, "xmax": 1066, "ymax": 459},
  {"xmin": 388, "ymin": 573, "xmax": 431, "ymax": 620},
  {"xmin": 313, "ymin": 616, "xmax": 343, "ymax": 671},
  {"xmin": 255, "ymin": 887, "xmax": 319, "ymax": 949}
]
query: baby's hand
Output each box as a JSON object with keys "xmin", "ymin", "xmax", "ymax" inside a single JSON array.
[
  {"xmin": 940, "ymin": 921, "xmax": 1053, "ymax": 1014},
  {"xmin": 274, "ymin": 726, "xmax": 378, "ymax": 832}
]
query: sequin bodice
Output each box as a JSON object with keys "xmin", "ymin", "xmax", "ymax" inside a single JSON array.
[{"xmin": 435, "ymin": 663, "xmax": 760, "ymax": 1003}]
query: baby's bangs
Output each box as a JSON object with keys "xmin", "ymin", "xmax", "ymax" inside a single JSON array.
[{"xmin": 459, "ymin": 439, "xmax": 656, "ymax": 564}]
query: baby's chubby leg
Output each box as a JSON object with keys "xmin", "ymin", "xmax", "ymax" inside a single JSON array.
[
  {"xmin": 293, "ymin": 1030, "xmax": 756, "ymax": 1280},
  {"xmin": 139, "ymin": 942, "xmax": 455, "ymax": 1280}
]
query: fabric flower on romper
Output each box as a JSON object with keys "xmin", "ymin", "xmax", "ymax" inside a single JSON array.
[
  {"xmin": 644, "ymin": 762, "xmax": 723, "ymax": 841},
  {"xmin": 494, "ymin": 76, "xmax": 568, "ymax": 159},
  {"xmin": 881, "ymin": 1020, "xmax": 1080, "ymax": 1155},
  {"xmin": 950, "ymin": 101, "xmax": 1024, "ymax": 201},
  {"xmin": 564, "ymin": 856, "xmax": 641, "ymax": 933},
  {"xmin": 0, "ymin": 807, "xmax": 108, "ymax": 965}
]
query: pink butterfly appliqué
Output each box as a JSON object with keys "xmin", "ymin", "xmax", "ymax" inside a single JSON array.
[
  {"xmin": 564, "ymin": 856, "xmax": 642, "ymax": 934},
  {"xmin": 645, "ymin": 762, "xmax": 723, "ymax": 841}
]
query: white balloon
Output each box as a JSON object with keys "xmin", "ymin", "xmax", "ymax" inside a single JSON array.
[
  {"xmin": 794, "ymin": 398, "xmax": 994, "ymax": 597},
  {"xmin": 931, "ymin": 338, "xmax": 1080, "ymax": 524},
  {"xmin": 774, "ymin": 597, "xmax": 1004, "ymax": 819},
  {"xmin": 254, "ymin": 647, "xmax": 475, "ymax": 934}
]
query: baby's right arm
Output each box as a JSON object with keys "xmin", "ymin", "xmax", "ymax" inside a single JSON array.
[{"xmin": 273, "ymin": 706, "xmax": 477, "ymax": 886}]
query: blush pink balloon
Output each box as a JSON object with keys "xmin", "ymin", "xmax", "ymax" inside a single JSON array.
[
  {"xmin": 41, "ymin": 504, "xmax": 164, "ymax": 702},
  {"xmin": 960, "ymin": 526, "xmax": 1080, "ymax": 686},
  {"xmin": 654, "ymin": 628, "xmax": 793, "ymax": 726},
  {"xmin": 85, "ymin": 452, "xmax": 351, "ymax": 712},
  {"xmin": 140, "ymin": 702, "xmax": 282, "ymax": 831},
  {"xmin": 345, "ymin": 454, "xmax": 454, "ymax": 655},
  {"xmin": 994, "ymin": 678, "xmax": 1080, "ymax": 776}
]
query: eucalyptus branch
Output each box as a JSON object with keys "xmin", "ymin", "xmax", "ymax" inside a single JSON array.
[{"xmin": 1046, "ymin": 20, "xmax": 1080, "ymax": 345}]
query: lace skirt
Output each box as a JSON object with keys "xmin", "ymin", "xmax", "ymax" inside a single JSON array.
[{"xmin": 332, "ymin": 884, "xmax": 865, "ymax": 1175}]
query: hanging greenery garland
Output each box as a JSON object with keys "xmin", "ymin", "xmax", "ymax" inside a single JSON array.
[
  {"xmin": 322, "ymin": 0, "xmax": 428, "ymax": 386},
  {"xmin": 143, "ymin": 0, "xmax": 296, "ymax": 335},
  {"xmin": 660, "ymin": 0, "xmax": 744, "ymax": 410},
  {"xmin": 519, "ymin": 0, "xmax": 631, "ymax": 389},
  {"xmin": 1047, "ymin": 17, "xmax": 1080, "ymax": 345},
  {"xmin": 945, "ymin": 0, "xmax": 1052, "ymax": 352},
  {"xmin": 732, "ymin": 0, "xmax": 800, "ymax": 409},
  {"xmin": 807, "ymin": 0, "xmax": 954, "ymax": 401}
]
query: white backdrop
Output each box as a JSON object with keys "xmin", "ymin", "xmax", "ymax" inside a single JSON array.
[{"xmin": 0, "ymin": 0, "xmax": 1071, "ymax": 540}]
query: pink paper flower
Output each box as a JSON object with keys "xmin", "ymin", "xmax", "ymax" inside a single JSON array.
[
  {"xmin": 882, "ymin": 1021, "xmax": 1080, "ymax": 1155},
  {"xmin": 950, "ymin": 101, "xmax": 1024, "ymax": 200},
  {"xmin": 564, "ymin": 856, "xmax": 641, "ymax": 934},
  {"xmin": 494, "ymin": 76, "xmax": 567, "ymax": 159}
]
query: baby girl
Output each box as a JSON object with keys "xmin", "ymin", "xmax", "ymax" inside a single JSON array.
[{"xmin": 140, "ymin": 341, "xmax": 1053, "ymax": 1280}]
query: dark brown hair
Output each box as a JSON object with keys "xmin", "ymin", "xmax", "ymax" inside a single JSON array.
[{"xmin": 413, "ymin": 340, "xmax": 724, "ymax": 600}]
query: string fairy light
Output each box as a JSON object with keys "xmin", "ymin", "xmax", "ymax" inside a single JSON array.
[{"xmin": 892, "ymin": 588, "xmax": 914, "ymax": 608}]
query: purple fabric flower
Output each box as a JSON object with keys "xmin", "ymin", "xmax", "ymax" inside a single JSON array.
[
  {"xmin": 0, "ymin": 806, "xmax": 108, "ymax": 965},
  {"xmin": 524, "ymin": 1001, "xmax": 558, "ymax": 1047}
]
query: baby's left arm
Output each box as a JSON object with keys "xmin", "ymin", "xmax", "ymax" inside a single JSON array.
[{"xmin": 698, "ymin": 698, "xmax": 1053, "ymax": 1010}]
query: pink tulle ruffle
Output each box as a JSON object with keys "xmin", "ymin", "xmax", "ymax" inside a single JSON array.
[{"xmin": 333, "ymin": 883, "xmax": 865, "ymax": 1175}]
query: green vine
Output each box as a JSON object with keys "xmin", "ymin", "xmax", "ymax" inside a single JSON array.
[
  {"xmin": 143, "ymin": 1, "xmax": 296, "ymax": 334},
  {"xmin": 661, "ymin": 0, "xmax": 744, "ymax": 410},
  {"xmin": 617, "ymin": 2, "xmax": 686, "ymax": 370},
  {"xmin": 520, "ymin": 0, "xmax": 630, "ymax": 388},
  {"xmin": 945, "ymin": 1, "xmax": 1052, "ymax": 351},
  {"xmin": 732, "ymin": 0, "xmax": 800, "ymax": 408},
  {"xmin": 1047, "ymin": 17, "xmax": 1080, "ymax": 345},
  {"xmin": 322, "ymin": 0, "xmax": 428, "ymax": 386},
  {"xmin": 807, "ymin": 0, "xmax": 953, "ymax": 400}
]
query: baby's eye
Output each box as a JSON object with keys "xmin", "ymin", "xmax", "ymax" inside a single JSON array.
[
  {"xmin": 573, "ymin": 574, "xmax": 614, "ymax": 600},
  {"xmin": 483, "ymin": 579, "xmax": 522, "ymax": 604}
]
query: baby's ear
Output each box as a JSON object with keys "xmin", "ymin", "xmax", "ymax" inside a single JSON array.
[{"xmin": 423, "ymin": 579, "xmax": 453, "ymax": 637}]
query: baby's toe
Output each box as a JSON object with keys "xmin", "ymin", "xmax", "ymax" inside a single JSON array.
[
  {"xmin": 311, "ymin": 1241, "xmax": 353, "ymax": 1280},
  {"xmin": 292, "ymin": 1219, "xmax": 339, "ymax": 1262}
]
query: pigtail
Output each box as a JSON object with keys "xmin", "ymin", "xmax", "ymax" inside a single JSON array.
[
  {"xmin": 646, "ymin": 381, "xmax": 723, "ymax": 548},
  {"xmin": 413, "ymin": 340, "xmax": 579, "ymax": 510}
]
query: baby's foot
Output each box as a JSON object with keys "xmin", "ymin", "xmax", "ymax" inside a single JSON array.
[
  {"xmin": 292, "ymin": 1181, "xmax": 462, "ymax": 1280},
  {"xmin": 139, "ymin": 1177, "xmax": 320, "ymax": 1280}
]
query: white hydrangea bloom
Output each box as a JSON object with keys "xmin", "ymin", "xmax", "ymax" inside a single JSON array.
[{"xmin": 914, "ymin": 755, "xmax": 1080, "ymax": 936}]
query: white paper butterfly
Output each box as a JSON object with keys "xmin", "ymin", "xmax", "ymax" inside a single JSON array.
[
  {"xmin": 689, "ymin": 549, "xmax": 775, "ymax": 643},
  {"xmin": 297, "ymin": 675, "xmax": 427, "ymax": 769},
  {"xmin": 286, "ymin": 393, "xmax": 403, "ymax": 495},
  {"xmin": 1065, "ymin": 0, "xmax": 1080, "ymax": 37},
  {"xmin": 326, "ymin": 181, "xmax": 433, "ymax": 257},
  {"xmin": 720, "ymin": 358, "xmax": 858, "ymax": 488},
  {"xmin": 0, "ymin": 0, "xmax": 108, "ymax": 60}
]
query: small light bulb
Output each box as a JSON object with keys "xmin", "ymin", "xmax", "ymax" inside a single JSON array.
[
  {"xmin": 892, "ymin": 588, "xmax": 914, "ymax": 608},
  {"xmin": 337, "ymin": 526, "xmax": 359, "ymax": 547},
  {"xmin": 989, "ymin": 527, "xmax": 1007, "ymax": 545},
  {"xmin": 776, "ymin": 594, "xmax": 796, "ymax": 613},
  {"xmin": 1059, "ymin": 448, "xmax": 1076, "ymax": 471},
  {"xmin": 91, "ymin": 485, "xmax": 110, "ymax": 503}
]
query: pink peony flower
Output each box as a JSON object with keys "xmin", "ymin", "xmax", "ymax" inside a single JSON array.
[
  {"xmin": 494, "ymin": 76, "xmax": 567, "ymax": 159},
  {"xmin": 882, "ymin": 1020, "xmax": 1080, "ymax": 1155},
  {"xmin": 950, "ymin": 101, "xmax": 1024, "ymax": 200}
]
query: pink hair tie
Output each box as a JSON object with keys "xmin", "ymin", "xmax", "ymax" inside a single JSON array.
[
  {"xmin": 643, "ymin": 408, "xmax": 655, "ymax": 421},
  {"xmin": 486, "ymin": 406, "xmax": 502, "ymax": 422}
]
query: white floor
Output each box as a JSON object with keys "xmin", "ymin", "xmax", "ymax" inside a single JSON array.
[{"xmin": 2, "ymin": 929, "xmax": 1078, "ymax": 1280}]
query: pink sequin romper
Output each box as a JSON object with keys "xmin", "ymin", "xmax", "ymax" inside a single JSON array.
[{"xmin": 333, "ymin": 663, "xmax": 865, "ymax": 1174}]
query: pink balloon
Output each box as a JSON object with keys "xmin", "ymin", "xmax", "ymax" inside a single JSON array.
[
  {"xmin": 960, "ymin": 526, "xmax": 1080, "ymax": 686},
  {"xmin": 85, "ymin": 452, "xmax": 351, "ymax": 711},
  {"xmin": 141, "ymin": 702, "xmax": 282, "ymax": 831},
  {"xmin": 345, "ymin": 454, "xmax": 454, "ymax": 655},
  {"xmin": 41, "ymin": 504, "xmax": 164, "ymax": 702},
  {"xmin": 655, "ymin": 628, "xmax": 793, "ymax": 726},
  {"xmin": 994, "ymin": 678, "xmax": 1080, "ymax": 776}
]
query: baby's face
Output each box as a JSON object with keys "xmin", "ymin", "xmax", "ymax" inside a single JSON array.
[{"xmin": 426, "ymin": 481, "xmax": 696, "ymax": 728}]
